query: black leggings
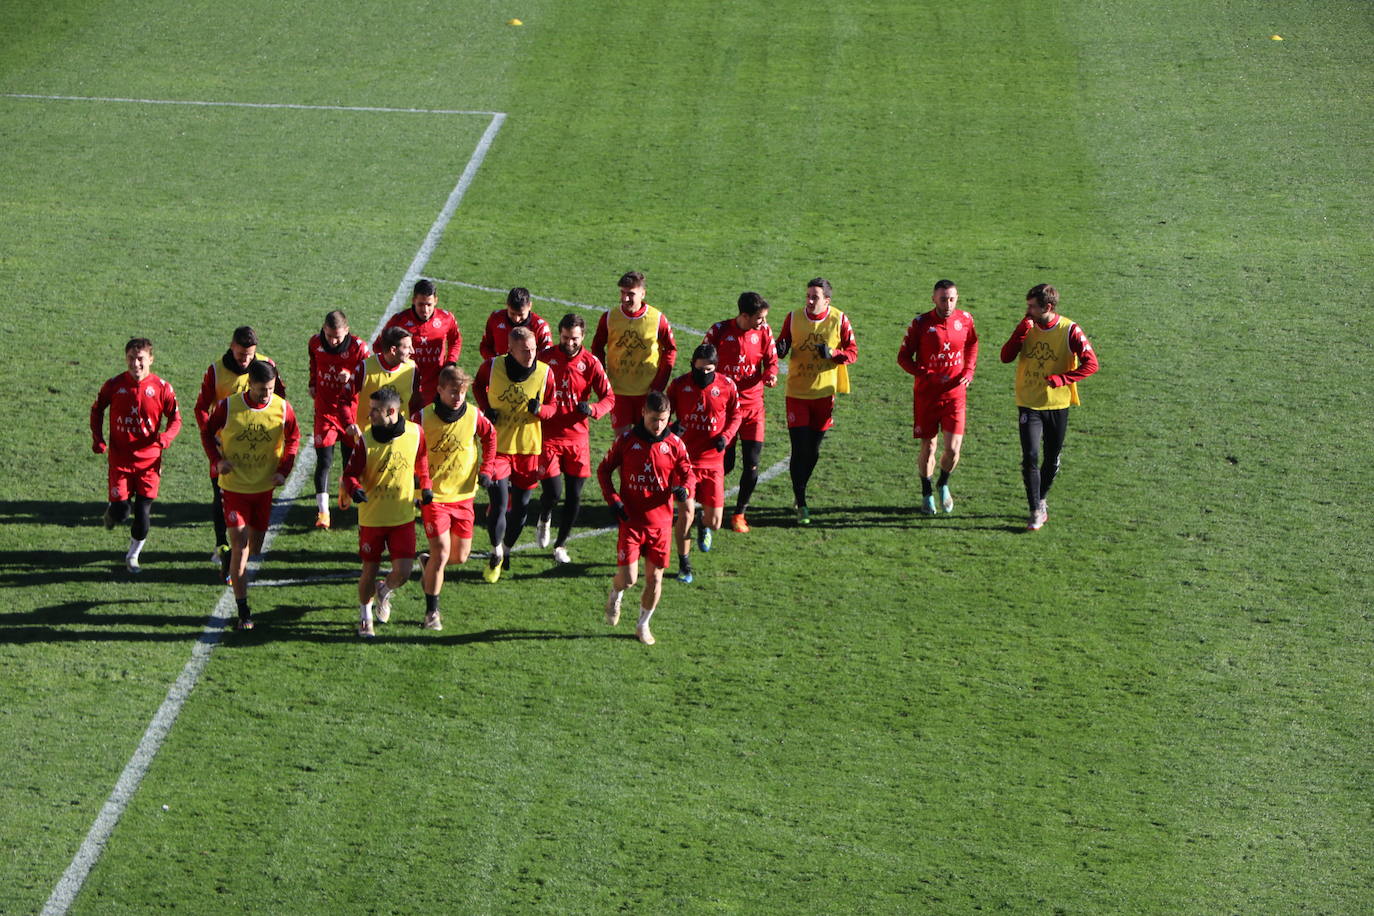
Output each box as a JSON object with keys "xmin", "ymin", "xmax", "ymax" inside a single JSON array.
[
  {"xmin": 538, "ymin": 474, "xmax": 588, "ymax": 547},
  {"xmin": 107, "ymin": 494, "xmax": 155, "ymax": 540},
  {"xmin": 788, "ymin": 428, "xmax": 826, "ymax": 507},
  {"xmin": 1018, "ymin": 406, "xmax": 1069, "ymax": 511},
  {"xmin": 486, "ymin": 478, "xmax": 534, "ymax": 548},
  {"xmin": 211, "ymin": 478, "xmax": 227, "ymax": 547},
  {"xmin": 314, "ymin": 441, "xmax": 354, "ymax": 496},
  {"xmin": 725, "ymin": 438, "xmax": 764, "ymax": 513}
]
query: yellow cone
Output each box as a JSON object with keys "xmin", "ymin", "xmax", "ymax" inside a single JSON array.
[
  {"xmin": 1270, "ymin": 34, "xmax": 1283, "ymax": 40},
  {"xmin": 508, "ymin": 18, "xmax": 523, "ymax": 26}
]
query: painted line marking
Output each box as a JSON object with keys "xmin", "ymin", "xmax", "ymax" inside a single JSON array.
[
  {"xmin": 41, "ymin": 102, "xmax": 505, "ymax": 916},
  {"xmin": 2, "ymin": 92, "xmax": 500, "ymax": 116}
]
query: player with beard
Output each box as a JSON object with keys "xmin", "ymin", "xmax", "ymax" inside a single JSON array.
[
  {"xmin": 590, "ymin": 271, "xmax": 677, "ymax": 435},
  {"xmin": 478, "ymin": 286, "xmax": 553, "ymax": 359},
  {"xmin": 374, "ymin": 278, "xmax": 461, "ymax": 413}
]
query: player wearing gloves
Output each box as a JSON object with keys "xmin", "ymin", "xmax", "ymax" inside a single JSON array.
[
  {"xmin": 597, "ymin": 391, "xmax": 694, "ymax": 646},
  {"xmin": 340, "ymin": 385, "xmax": 432, "ymax": 637}
]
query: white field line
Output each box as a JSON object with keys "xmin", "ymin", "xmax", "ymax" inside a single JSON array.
[
  {"xmin": 2, "ymin": 92, "xmax": 500, "ymax": 116},
  {"xmin": 42, "ymin": 104, "xmax": 506, "ymax": 916}
]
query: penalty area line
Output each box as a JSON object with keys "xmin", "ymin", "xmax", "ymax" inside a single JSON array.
[{"xmin": 42, "ymin": 107, "xmax": 506, "ymax": 916}]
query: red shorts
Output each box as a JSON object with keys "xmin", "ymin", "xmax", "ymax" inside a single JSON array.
[
  {"xmin": 359, "ymin": 522, "xmax": 417, "ymax": 562},
  {"xmin": 421, "ymin": 499, "xmax": 475, "ymax": 539},
  {"xmin": 617, "ymin": 521, "xmax": 671, "ymax": 568},
  {"xmin": 786, "ymin": 396, "xmax": 835, "ymax": 432},
  {"xmin": 691, "ymin": 465, "xmax": 724, "ymax": 508},
  {"xmin": 108, "ymin": 458, "xmax": 162, "ymax": 501},
  {"xmin": 735, "ymin": 399, "xmax": 766, "ymax": 442},
  {"xmin": 312, "ymin": 408, "xmax": 355, "ymax": 448},
  {"xmin": 223, "ymin": 489, "xmax": 273, "ymax": 531},
  {"xmin": 539, "ymin": 439, "xmax": 592, "ymax": 479},
  {"xmin": 610, "ymin": 392, "xmax": 648, "ymax": 429},
  {"xmin": 913, "ymin": 396, "xmax": 966, "ymax": 438},
  {"xmin": 492, "ymin": 453, "xmax": 542, "ymax": 490}
]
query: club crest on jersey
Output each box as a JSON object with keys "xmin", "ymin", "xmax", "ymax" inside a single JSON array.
[
  {"xmin": 145, "ymin": 386, "xmax": 156, "ymax": 397},
  {"xmin": 431, "ymin": 317, "xmax": 441, "ymax": 328},
  {"xmin": 748, "ymin": 333, "xmax": 758, "ymax": 345},
  {"xmin": 711, "ymin": 387, "xmax": 720, "ymax": 396},
  {"xmin": 953, "ymin": 319, "xmax": 963, "ymax": 331},
  {"xmin": 659, "ymin": 443, "xmax": 670, "ymax": 453}
]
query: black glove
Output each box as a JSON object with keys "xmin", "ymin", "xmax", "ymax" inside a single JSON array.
[
  {"xmin": 669, "ymin": 421, "xmax": 684, "ymax": 436},
  {"xmin": 672, "ymin": 485, "xmax": 689, "ymax": 502},
  {"xmin": 611, "ymin": 499, "xmax": 630, "ymax": 522},
  {"xmin": 576, "ymin": 401, "xmax": 595, "ymax": 417},
  {"xmin": 420, "ymin": 488, "xmax": 434, "ymax": 505},
  {"xmin": 527, "ymin": 397, "xmax": 542, "ymax": 415},
  {"xmin": 776, "ymin": 338, "xmax": 791, "ymax": 359},
  {"xmin": 483, "ymin": 407, "xmax": 500, "ymax": 424},
  {"xmin": 478, "ymin": 473, "xmax": 493, "ymax": 489},
  {"xmin": 816, "ymin": 342, "xmax": 833, "ymax": 361},
  {"xmin": 351, "ymin": 488, "xmax": 368, "ymax": 504},
  {"xmin": 712, "ymin": 435, "xmax": 727, "ymax": 452}
]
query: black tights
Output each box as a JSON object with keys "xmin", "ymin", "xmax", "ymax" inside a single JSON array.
[
  {"xmin": 314, "ymin": 441, "xmax": 354, "ymax": 496},
  {"xmin": 788, "ymin": 427, "xmax": 826, "ymax": 508},
  {"xmin": 211, "ymin": 478, "xmax": 227, "ymax": 547},
  {"xmin": 724, "ymin": 438, "xmax": 764, "ymax": 513},
  {"xmin": 538, "ymin": 474, "xmax": 588, "ymax": 547},
  {"xmin": 108, "ymin": 494, "xmax": 154, "ymax": 540},
  {"xmin": 486, "ymin": 478, "xmax": 534, "ymax": 548},
  {"xmin": 1018, "ymin": 406, "xmax": 1069, "ymax": 511}
]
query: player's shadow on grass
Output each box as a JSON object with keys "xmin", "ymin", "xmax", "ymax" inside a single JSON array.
[
  {"xmin": 0, "ymin": 551, "xmax": 245, "ymax": 587},
  {"xmin": 221, "ymin": 608, "xmax": 625, "ymax": 646},
  {"xmin": 0, "ymin": 499, "xmax": 213, "ymax": 530},
  {"xmin": 0, "ymin": 599, "xmax": 218, "ymax": 643}
]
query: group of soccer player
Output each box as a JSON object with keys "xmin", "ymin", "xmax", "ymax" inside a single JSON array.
[{"xmin": 90, "ymin": 272, "xmax": 1096, "ymax": 645}]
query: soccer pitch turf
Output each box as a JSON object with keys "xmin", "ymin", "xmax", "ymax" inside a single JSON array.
[{"xmin": 2, "ymin": 0, "xmax": 1371, "ymax": 912}]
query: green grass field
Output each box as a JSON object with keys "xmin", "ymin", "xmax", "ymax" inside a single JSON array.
[{"xmin": 2, "ymin": 0, "xmax": 1371, "ymax": 912}]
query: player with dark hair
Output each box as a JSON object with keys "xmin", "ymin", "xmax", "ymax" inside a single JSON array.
[
  {"xmin": 415, "ymin": 366, "xmax": 497, "ymax": 630},
  {"xmin": 374, "ymin": 278, "xmax": 461, "ymax": 413},
  {"xmin": 307, "ymin": 310, "xmax": 370, "ymax": 529},
  {"xmin": 703, "ymin": 291, "xmax": 778, "ymax": 533},
  {"xmin": 340, "ymin": 385, "xmax": 432, "ymax": 637},
  {"xmin": 478, "ymin": 287, "xmax": 553, "ymax": 359},
  {"xmin": 665, "ymin": 343, "xmax": 740, "ymax": 583},
  {"xmin": 353, "ymin": 326, "xmax": 416, "ymax": 437},
  {"xmin": 1000, "ymin": 283, "xmax": 1099, "ymax": 531},
  {"xmin": 90, "ymin": 337, "xmax": 182, "ymax": 573},
  {"xmin": 897, "ymin": 279, "xmax": 979, "ymax": 514},
  {"xmin": 193, "ymin": 325, "xmax": 285, "ymax": 580},
  {"xmin": 534, "ymin": 313, "xmax": 615, "ymax": 564},
  {"xmin": 590, "ymin": 270, "xmax": 677, "ymax": 435},
  {"xmin": 597, "ymin": 390, "xmax": 693, "ymax": 646},
  {"xmin": 200, "ymin": 359, "xmax": 300, "ymax": 630},
  {"xmin": 472, "ymin": 326, "xmax": 556, "ymax": 582},
  {"xmin": 775, "ymin": 278, "xmax": 858, "ymax": 524}
]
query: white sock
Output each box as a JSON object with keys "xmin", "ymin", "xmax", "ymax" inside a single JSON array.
[
  {"xmin": 360, "ymin": 602, "xmax": 373, "ymax": 624},
  {"xmin": 316, "ymin": 492, "xmax": 328, "ymax": 513},
  {"xmin": 127, "ymin": 538, "xmax": 146, "ymax": 562},
  {"xmin": 610, "ymin": 587, "xmax": 624, "ymax": 602},
  {"xmin": 638, "ymin": 606, "xmax": 655, "ymax": 628},
  {"xmin": 377, "ymin": 581, "xmax": 392, "ymax": 600}
]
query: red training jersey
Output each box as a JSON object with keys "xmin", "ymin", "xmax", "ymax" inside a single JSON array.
[
  {"xmin": 665, "ymin": 371, "xmax": 741, "ymax": 468},
  {"xmin": 375, "ymin": 306, "xmax": 462, "ymax": 399},
  {"xmin": 537, "ymin": 345, "xmax": 615, "ymax": 446},
  {"xmin": 308, "ymin": 332, "xmax": 371, "ymax": 425},
  {"xmin": 597, "ymin": 425, "xmax": 693, "ymax": 528},
  {"xmin": 702, "ymin": 318, "xmax": 778, "ymax": 410},
  {"xmin": 91, "ymin": 371, "xmax": 182, "ymax": 464},
  {"xmin": 897, "ymin": 308, "xmax": 979, "ymax": 402},
  {"xmin": 478, "ymin": 309, "xmax": 554, "ymax": 360}
]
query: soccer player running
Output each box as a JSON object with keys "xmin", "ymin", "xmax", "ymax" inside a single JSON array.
[
  {"xmin": 478, "ymin": 287, "xmax": 554, "ymax": 359},
  {"xmin": 897, "ymin": 279, "xmax": 979, "ymax": 515},
  {"xmin": 90, "ymin": 337, "xmax": 182, "ymax": 573},
  {"xmin": 665, "ymin": 343, "xmax": 740, "ymax": 584},
  {"xmin": 340, "ymin": 386, "xmax": 433, "ymax": 637},
  {"xmin": 1000, "ymin": 283, "xmax": 1100, "ymax": 531},
  {"xmin": 534, "ymin": 313, "xmax": 615, "ymax": 564},
  {"xmin": 307, "ymin": 310, "xmax": 370, "ymax": 530},
  {"xmin": 775, "ymin": 277, "xmax": 858, "ymax": 525},
  {"xmin": 472, "ymin": 326, "xmax": 557, "ymax": 582},
  {"xmin": 702, "ymin": 291, "xmax": 778, "ymax": 533},
  {"xmin": 374, "ymin": 278, "xmax": 461, "ymax": 414},
  {"xmin": 597, "ymin": 391, "xmax": 693, "ymax": 646},
  {"xmin": 353, "ymin": 327, "xmax": 416, "ymax": 438},
  {"xmin": 590, "ymin": 270, "xmax": 677, "ymax": 435},
  {"xmin": 415, "ymin": 366, "xmax": 497, "ymax": 630},
  {"xmin": 193, "ymin": 326, "xmax": 285, "ymax": 580},
  {"xmin": 200, "ymin": 360, "xmax": 300, "ymax": 630}
]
